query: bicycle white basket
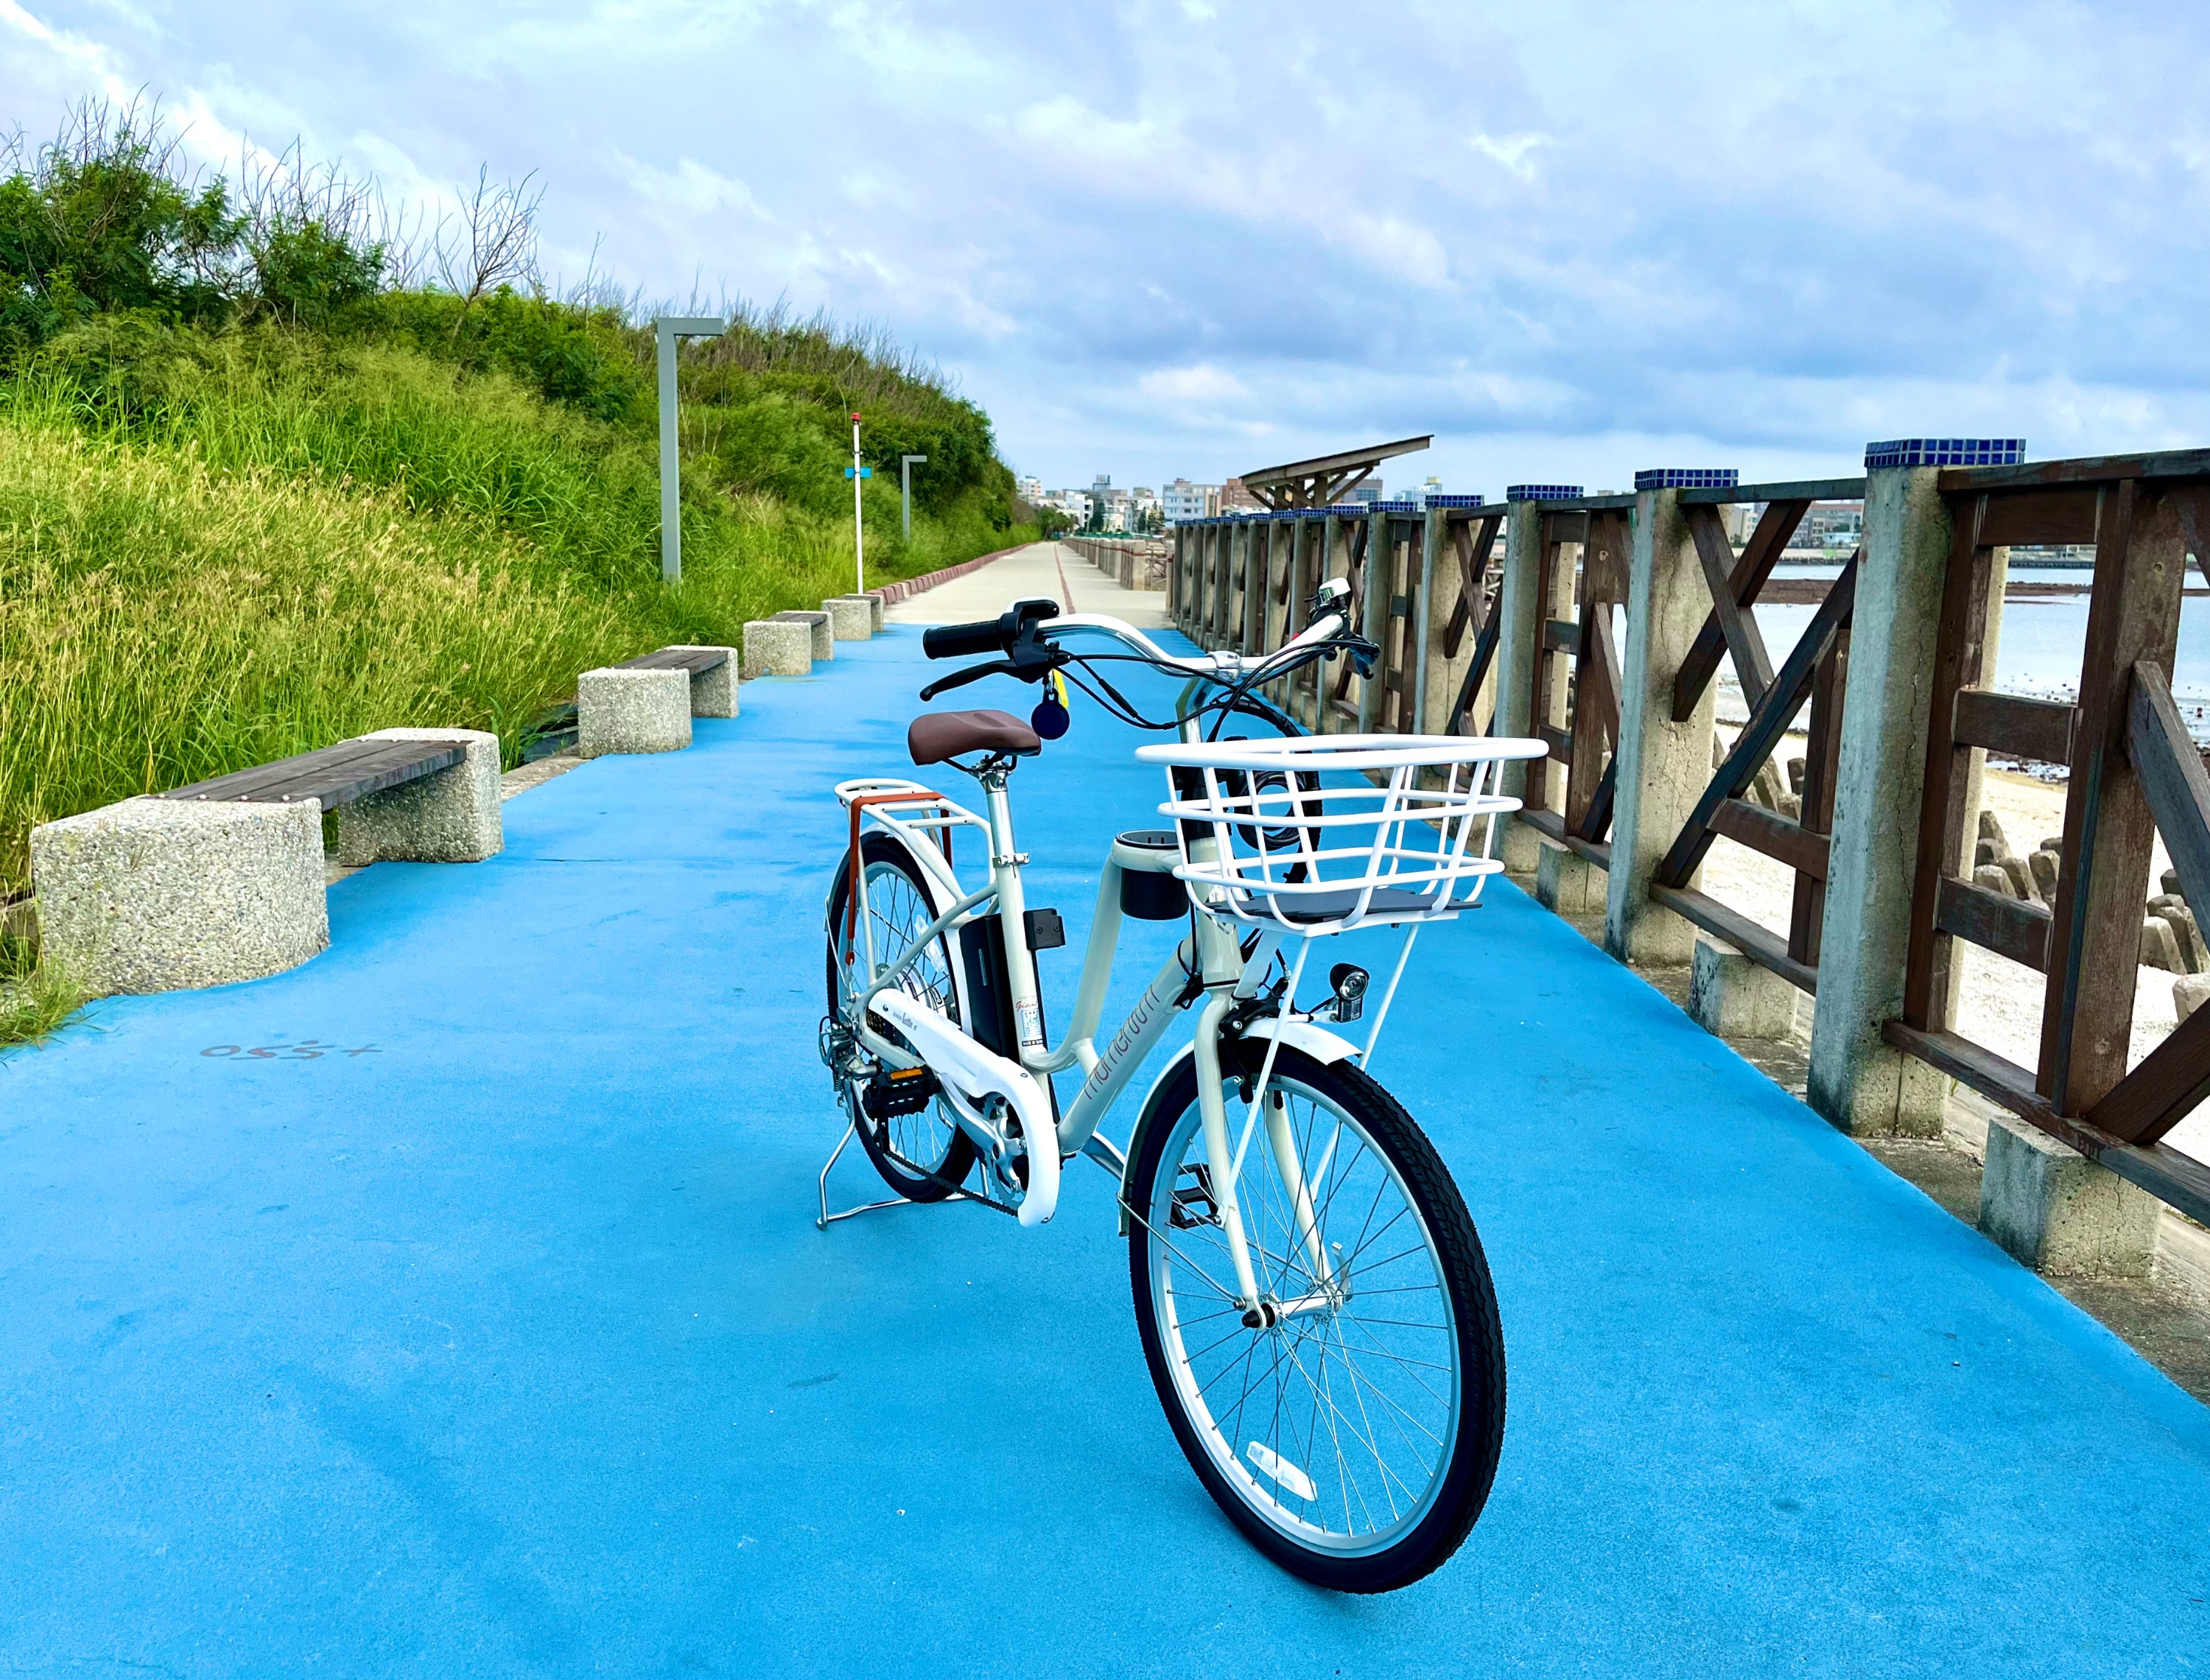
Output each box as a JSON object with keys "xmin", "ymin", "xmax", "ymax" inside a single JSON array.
[{"xmin": 1134, "ymin": 734, "xmax": 1548, "ymax": 934}]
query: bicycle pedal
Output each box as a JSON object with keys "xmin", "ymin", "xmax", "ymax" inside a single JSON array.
[
  {"xmin": 1170, "ymin": 1162, "xmax": 1221, "ymax": 1230},
  {"xmin": 863, "ymin": 1065, "xmax": 941, "ymax": 1121}
]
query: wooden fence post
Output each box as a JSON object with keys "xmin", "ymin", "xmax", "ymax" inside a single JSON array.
[
  {"xmin": 1311, "ymin": 512, "xmax": 1347, "ymax": 733},
  {"xmin": 1207, "ymin": 522, "xmax": 1228, "ymax": 647},
  {"xmin": 1492, "ymin": 498, "xmax": 1548, "ymax": 872},
  {"xmin": 1244, "ymin": 519, "xmax": 1270, "ymax": 654},
  {"xmin": 1411, "ymin": 507, "xmax": 1445, "ymax": 733},
  {"xmin": 2040, "ymin": 488, "xmax": 2187, "ymax": 1111},
  {"xmin": 1806, "ymin": 465, "xmax": 1957, "ymax": 1136},
  {"xmin": 1604, "ymin": 488, "xmax": 1713, "ymax": 965},
  {"xmin": 1357, "ymin": 508, "xmax": 1393, "ymax": 732}
]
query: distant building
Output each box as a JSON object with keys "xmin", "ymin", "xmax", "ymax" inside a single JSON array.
[
  {"xmin": 1162, "ymin": 478, "xmax": 1216, "ymax": 524},
  {"xmin": 1344, "ymin": 482, "xmax": 1383, "ymax": 507},
  {"xmin": 1220, "ymin": 477, "xmax": 1261, "ymax": 512},
  {"xmin": 1017, "ymin": 474, "xmax": 1043, "ymax": 504}
]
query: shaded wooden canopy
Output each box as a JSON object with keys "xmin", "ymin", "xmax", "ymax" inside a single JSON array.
[{"xmin": 1238, "ymin": 435, "xmax": 1433, "ymax": 510}]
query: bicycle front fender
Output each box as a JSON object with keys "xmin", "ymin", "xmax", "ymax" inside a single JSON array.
[
  {"xmin": 871, "ymin": 990, "xmax": 1061, "ymax": 1227},
  {"xmin": 1114, "ymin": 1018, "xmax": 1355, "ymax": 1236}
]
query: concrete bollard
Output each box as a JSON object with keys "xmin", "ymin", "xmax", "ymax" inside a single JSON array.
[
  {"xmin": 30, "ymin": 798, "xmax": 327, "ymax": 995},
  {"xmin": 1534, "ymin": 840, "xmax": 1605, "ymax": 915},
  {"xmin": 1978, "ymin": 1110, "xmax": 2160, "ymax": 1277},
  {"xmin": 823, "ymin": 597, "xmax": 874, "ymax": 642},
  {"xmin": 774, "ymin": 609, "xmax": 835, "ymax": 661},
  {"xmin": 1688, "ymin": 938, "xmax": 1799, "ymax": 1039},
  {"xmin": 578, "ymin": 667, "xmax": 691, "ymax": 757},
  {"xmin": 1605, "ymin": 486, "xmax": 1716, "ymax": 966},
  {"xmin": 338, "ymin": 728, "xmax": 504, "ymax": 865},
  {"xmin": 1805, "ymin": 465, "xmax": 1955, "ymax": 1138},
  {"xmin": 743, "ymin": 619, "xmax": 813, "ymax": 678}
]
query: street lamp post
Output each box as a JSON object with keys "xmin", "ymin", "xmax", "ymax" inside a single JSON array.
[
  {"xmin": 843, "ymin": 413, "xmax": 877, "ymax": 594},
  {"xmin": 655, "ymin": 315, "xmax": 725, "ymax": 583},
  {"xmin": 901, "ymin": 454, "xmax": 927, "ymax": 541}
]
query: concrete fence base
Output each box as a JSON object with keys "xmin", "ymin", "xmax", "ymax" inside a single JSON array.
[
  {"xmin": 1688, "ymin": 938, "xmax": 1799, "ymax": 1039},
  {"xmin": 1534, "ymin": 841, "xmax": 1605, "ymax": 915},
  {"xmin": 578, "ymin": 668, "xmax": 692, "ymax": 757},
  {"xmin": 338, "ymin": 728, "xmax": 504, "ymax": 865},
  {"xmin": 30, "ymin": 797, "xmax": 328, "ymax": 995},
  {"xmin": 1979, "ymin": 1111, "xmax": 2160, "ymax": 1277},
  {"xmin": 743, "ymin": 620, "xmax": 813, "ymax": 679}
]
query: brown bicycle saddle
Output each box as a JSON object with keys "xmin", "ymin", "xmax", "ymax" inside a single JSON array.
[{"xmin": 907, "ymin": 709, "xmax": 1043, "ymax": 765}]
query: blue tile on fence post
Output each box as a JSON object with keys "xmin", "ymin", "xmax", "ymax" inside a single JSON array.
[
  {"xmin": 1632, "ymin": 468, "xmax": 1740, "ymax": 491},
  {"xmin": 1863, "ymin": 439, "xmax": 2026, "ymax": 470},
  {"xmin": 1504, "ymin": 485, "xmax": 1585, "ymax": 502}
]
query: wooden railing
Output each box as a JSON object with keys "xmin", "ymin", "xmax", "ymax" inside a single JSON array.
[
  {"xmin": 1881, "ymin": 453, "xmax": 2210, "ymax": 1223},
  {"xmin": 1163, "ymin": 449, "xmax": 2210, "ymax": 1226},
  {"xmin": 1515, "ymin": 501, "xmax": 1632, "ymax": 869},
  {"xmin": 1649, "ymin": 480, "xmax": 1864, "ymax": 992}
]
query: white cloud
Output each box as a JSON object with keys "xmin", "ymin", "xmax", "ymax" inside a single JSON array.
[
  {"xmin": 1468, "ymin": 130, "xmax": 1548, "ymax": 179},
  {"xmin": 1139, "ymin": 365, "xmax": 1250, "ymax": 406},
  {"xmin": 1, "ymin": 0, "xmax": 2207, "ymax": 491}
]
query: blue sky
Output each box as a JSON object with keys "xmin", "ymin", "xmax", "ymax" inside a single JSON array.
[{"xmin": 5, "ymin": 0, "xmax": 2208, "ymax": 496}]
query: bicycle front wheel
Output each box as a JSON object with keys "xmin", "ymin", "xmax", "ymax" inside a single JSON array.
[{"xmin": 1126, "ymin": 1044, "xmax": 1504, "ymax": 1593}]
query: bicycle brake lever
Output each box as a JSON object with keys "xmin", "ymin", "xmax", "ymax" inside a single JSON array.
[{"xmin": 919, "ymin": 659, "xmax": 1017, "ymax": 701}]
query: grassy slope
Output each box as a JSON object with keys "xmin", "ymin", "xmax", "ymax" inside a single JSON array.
[{"xmin": 0, "ymin": 317, "xmax": 1031, "ymax": 903}]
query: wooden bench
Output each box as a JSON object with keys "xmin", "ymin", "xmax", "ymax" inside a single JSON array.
[
  {"xmin": 614, "ymin": 646, "xmax": 730, "ymax": 680},
  {"xmin": 578, "ymin": 644, "xmax": 738, "ymax": 756},
  {"xmin": 158, "ymin": 736, "xmax": 474, "ymax": 809},
  {"xmin": 31, "ymin": 726, "xmax": 503, "ymax": 998}
]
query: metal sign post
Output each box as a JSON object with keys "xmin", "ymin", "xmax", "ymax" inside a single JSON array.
[
  {"xmin": 655, "ymin": 315, "xmax": 725, "ymax": 583},
  {"xmin": 901, "ymin": 454, "xmax": 927, "ymax": 541},
  {"xmin": 845, "ymin": 412, "xmax": 873, "ymax": 594}
]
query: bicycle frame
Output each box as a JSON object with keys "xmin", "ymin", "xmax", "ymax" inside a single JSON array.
[{"xmin": 828, "ymin": 602, "xmax": 1385, "ymax": 1307}]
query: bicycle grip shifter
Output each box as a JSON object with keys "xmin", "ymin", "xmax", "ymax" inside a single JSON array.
[{"xmin": 921, "ymin": 599, "xmax": 1062, "ymax": 660}]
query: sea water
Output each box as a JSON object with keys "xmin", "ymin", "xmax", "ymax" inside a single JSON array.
[{"xmin": 1747, "ymin": 564, "xmax": 2210, "ymax": 745}]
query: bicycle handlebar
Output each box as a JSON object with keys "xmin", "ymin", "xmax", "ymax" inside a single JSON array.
[
  {"xmin": 921, "ymin": 598, "xmax": 1062, "ymax": 660},
  {"xmin": 920, "ymin": 619, "xmax": 1008, "ymax": 659}
]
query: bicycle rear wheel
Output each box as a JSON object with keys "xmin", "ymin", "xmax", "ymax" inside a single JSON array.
[
  {"xmin": 824, "ymin": 832, "xmax": 978, "ymax": 1201},
  {"xmin": 1126, "ymin": 1044, "xmax": 1504, "ymax": 1593}
]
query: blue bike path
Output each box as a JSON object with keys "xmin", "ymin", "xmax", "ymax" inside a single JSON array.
[{"xmin": 2, "ymin": 626, "xmax": 2205, "ymax": 1677}]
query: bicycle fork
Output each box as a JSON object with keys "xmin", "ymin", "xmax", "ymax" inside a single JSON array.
[{"xmin": 1189, "ymin": 991, "xmax": 1338, "ymax": 1329}]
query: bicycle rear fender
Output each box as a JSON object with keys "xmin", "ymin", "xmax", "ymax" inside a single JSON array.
[{"xmin": 1114, "ymin": 1018, "xmax": 1355, "ymax": 1237}]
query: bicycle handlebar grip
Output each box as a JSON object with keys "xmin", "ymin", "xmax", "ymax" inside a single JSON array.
[{"xmin": 922, "ymin": 619, "xmax": 1007, "ymax": 659}]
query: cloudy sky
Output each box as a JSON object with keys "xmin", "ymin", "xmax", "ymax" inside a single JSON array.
[{"xmin": 6, "ymin": 0, "xmax": 2208, "ymax": 496}]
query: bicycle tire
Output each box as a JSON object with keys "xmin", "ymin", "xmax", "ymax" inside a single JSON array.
[
  {"xmin": 1126, "ymin": 1043, "xmax": 1504, "ymax": 1593},
  {"xmin": 824, "ymin": 831, "xmax": 978, "ymax": 1201}
]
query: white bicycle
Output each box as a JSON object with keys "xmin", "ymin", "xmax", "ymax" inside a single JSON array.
[{"xmin": 815, "ymin": 586, "xmax": 1546, "ymax": 1593}]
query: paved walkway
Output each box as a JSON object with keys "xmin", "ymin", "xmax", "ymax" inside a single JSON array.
[
  {"xmin": 888, "ymin": 540, "xmax": 1170, "ymax": 628},
  {"xmin": 4, "ymin": 614, "xmax": 2207, "ymax": 1676}
]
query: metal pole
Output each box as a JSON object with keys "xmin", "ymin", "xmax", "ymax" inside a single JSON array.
[
  {"xmin": 902, "ymin": 454, "xmax": 927, "ymax": 541},
  {"xmin": 654, "ymin": 315, "xmax": 725, "ymax": 584},
  {"xmin": 852, "ymin": 412, "xmax": 865, "ymax": 595},
  {"xmin": 657, "ymin": 324, "xmax": 680, "ymax": 583}
]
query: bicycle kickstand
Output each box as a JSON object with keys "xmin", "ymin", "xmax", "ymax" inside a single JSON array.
[{"xmin": 815, "ymin": 1120, "xmax": 972, "ymax": 1230}]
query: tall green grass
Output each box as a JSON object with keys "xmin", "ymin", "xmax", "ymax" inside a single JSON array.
[{"xmin": 0, "ymin": 345, "xmax": 1031, "ymax": 904}]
